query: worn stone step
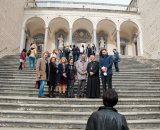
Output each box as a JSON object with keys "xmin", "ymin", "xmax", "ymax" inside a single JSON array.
[
  {"xmin": 0, "ymin": 110, "xmax": 159, "ymax": 120},
  {"xmin": 0, "ymin": 92, "xmax": 159, "ymax": 98},
  {"xmin": 0, "ymin": 88, "xmax": 159, "ymax": 95},
  {"xmin": 0, "ymin": 96, "xmax": 159, "ymax": 105},
  {"xmin": 0, "ymin": 128, "xmax": 160, "ymax": 130},
  {"xmin": 0, "ymin": 87, "xmax": 159, "ymax": 92},
  {"xmin": 0, "ymin": 118, "xmax": 159, "ymax": 129},
  {"xmin": 0, "ymin": 103, "xmax": 159, "ymax": 112},
  {"xmin": 1, "ymin": 75, "xmax": 160, "ymax": 80}
]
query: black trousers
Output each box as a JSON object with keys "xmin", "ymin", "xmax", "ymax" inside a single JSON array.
[
  {"xmin": 19, "ymin": 62, "xmax": 23, "ymax": 70},
  {"xmin": 101, "ymin": 74, "xmax": 112, "ymax": 93},
  {"xmin": 114, "ymin": 62, "xmax": 119, "ymax": 72}
]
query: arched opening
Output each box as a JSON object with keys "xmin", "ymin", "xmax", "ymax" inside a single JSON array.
[
  {"xmin": 97, "ymin": 19, "xmax": 116, "ymax": 53},
  {"xmin": 48, "ymin": 17, "xmax": 69, "ymax": 50},
  {"xmin": 25, "ymin": 17, "xmax": 45, "ymax": 57},
  {"xmin": 120, "ymin": 20, "xmax": 139, "ymax": 56},
  {"xmin": 72, "ymin": 18, "xmax": 93, "ymax": 49}
]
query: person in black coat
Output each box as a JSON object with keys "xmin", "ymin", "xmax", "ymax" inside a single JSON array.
[
  {"xmin": 86, "ymin": 54, "xmax": 100, "ymax": 98},
  {"xmin": 86, "ymin": 89, "xmax": 129, "ymax": 130},
  {"xmin": 99, "ymin": 49, "xmax": 113, "ymax": 94},
  {"xmin": 113, "ymin": 48, "xmax": 120, "ymax": 72},
  {"xmin": 57, "ymin": 57, "xmax": 68, "ymax": 97},
  {"xmin": 86, "ymin": 45, "xmax": 92, "ymax": 61},
  {"xmin": 66, "ymin": 58, "xmax": 77, "ymax": 98},
  {"xmin": 72, "ymin": 45, "xmax": 77, "ymax": 62},
  {"xmin": 48, "ymin": 57, "xmax": 57, "ymax": 97}
]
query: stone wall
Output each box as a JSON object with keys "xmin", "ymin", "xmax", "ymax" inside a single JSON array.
[
  {"xmin": 138, "ymin": 0, "xmax": 160, "ymax": 59},
  {"xmin": 0, "ymin": 0, "xmax": 25, "ymax": 58}
]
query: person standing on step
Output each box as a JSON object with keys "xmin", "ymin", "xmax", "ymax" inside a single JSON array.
[
  {"xmin": 36, "ymin": 51, "xmax": 49, "ymax": 98},
  {"xmin": 18, "ymin": 49, "xmax": 26, "ymax": 71},
  {"xmin": 113, "ymin": 48, "xmax": 120, "ymax": 72},
  {"xmin": 66, "ymin": 58, "xmax": 77, "ymax": 98},
  {"xmin": 99, "ymin": 49, "xmax": 113, "ymax": 94},
  {"xmin": 76, "ymin": 54, "xmax": 88, "ymax": 98},
  {"xmin": 57, "ymin": 57, "xmax": 68, "ymax": 98},
  {"xmin": 86, "ymin": 44, "xmax": 92, "ymax": 62},
  {"xmin": 86, "ymin": 89, "xmax": 129, "ymax": 130},
  {"xmin": 91, "ymin": 44, "xmax": 96, "ymax": 56},
  {"xmin": 48, "ymin": 57, "xmax": 58, "ymax": 98},
  {"xmin": 86, "ymin": 54, "xmax": 100, "ymax": 98},
  {"xmin": 28, "ymin": 43, "xmax": 37, "ymax": 70},
  {"xmin": 72, "ymin": 45, "xmax": 77, "ymax": 62}
]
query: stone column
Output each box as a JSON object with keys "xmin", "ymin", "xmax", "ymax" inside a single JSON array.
[
  {"xmin": 139, "ymin": 32, "xmax": 143, "ymax": 56},
  {"xmin": 117, "ymin": 30, "xmax": 121, "ymax": 54},
  {"xmin": 44, "ymin": 27, "xmax": 48, "ymax": 51},
  {"xmin": 69, "ymin": 28, "xmax": 72, "ymax": 46},
  {"xmin": 93, "ymin": 29, "xmax": 97, "ymax": 54},
  {"xmin": 20, "ymin": 27, "xmax": 26, "ymax": 52}
]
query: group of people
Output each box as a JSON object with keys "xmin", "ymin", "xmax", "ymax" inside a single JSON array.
[
  {"xmin": 35, "ymin": 47, "xmax": 120, "ymax": 98},
  {"xmin": 18, "ymin": 42, "xmax": 120, "ymax": 98},
  {"xmin": 18, "ymin": 43, "xmax": 129, "ymax": 130},
  {"xmin": 18, "ymin": 43, "xmax": 37, "ymax": 71},
  {"xmin": 50, "ymin": 44, "xmax": 97, "ymax": 63}
]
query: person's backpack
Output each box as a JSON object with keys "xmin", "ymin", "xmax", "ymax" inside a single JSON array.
[{"xmin": 27, "ymin": 49, "xmax": 31, "ymax": 57}]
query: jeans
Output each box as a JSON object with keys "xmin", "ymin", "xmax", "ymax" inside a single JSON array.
[
  {"xmin": 29, "ymin": 56, "xmax": 35, "ymax": 69},
  {"xmin": 38, "ymin": 80, "xmax": 45, "ymax": 97}
]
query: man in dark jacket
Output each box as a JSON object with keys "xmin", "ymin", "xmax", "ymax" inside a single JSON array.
[
  {"xmin": 86, "ymin": 89, "xmax": 129, "ymax": 130},
  {"xmin": 113, "ymin": 48, "xmax": 120, "ymax": 72},
  {"xmin": 99, "ymin": 49, "xmax": 113, "ymax": 93}
]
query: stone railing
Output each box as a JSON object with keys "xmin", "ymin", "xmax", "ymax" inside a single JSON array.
[
  {"xmin": 25, "ymin": 0, "xmax": 139, "ymax": 13},
  {"xmin": 143, "ymin": 50, "xmax": 152, "ymax": 59},
  {"xmin": 0, "ymin": 46, "xmax": 20, "ymax": 58},
  {"xmin": 0, "ymin": 47, "xmax": 7, "ymax": 54}
]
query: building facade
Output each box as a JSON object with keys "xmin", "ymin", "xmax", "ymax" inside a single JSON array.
[
  {"xmin": 1, "ymin": 0, "xmax": 159, "ymax": 58},
  {"xmin": 20, "ymin": 0, "xmax": 143, "ymax": 56},
  {"xmin": 137, "ymin": 0, "xmax": 160, "ymax": 59},
  {"xmin": 0, "ymin": 0, "xmax": 25, "ymax": 58}
]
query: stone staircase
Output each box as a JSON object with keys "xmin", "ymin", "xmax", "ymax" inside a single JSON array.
[{"xmin": 0, "ymin": 55, "xmax": 160, "ymax": 130}]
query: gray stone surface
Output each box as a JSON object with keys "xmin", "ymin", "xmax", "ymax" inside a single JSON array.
[{"xmin": 0, "ymin": 55, "xmax": 159, "ymax": 129}]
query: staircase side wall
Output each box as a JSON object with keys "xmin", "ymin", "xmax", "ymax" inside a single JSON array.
[
  {"xmin": 0, "ymin": 0, "xmax": 25, "ymax": 58},
  {"xmin": 138, "ymin": 0, "xmax": 160, "ymax": 59}
]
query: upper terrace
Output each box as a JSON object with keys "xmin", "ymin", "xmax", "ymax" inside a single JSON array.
[{"xmin": 25, "ymin": 0, "xmax": 138, "ymax": 13}]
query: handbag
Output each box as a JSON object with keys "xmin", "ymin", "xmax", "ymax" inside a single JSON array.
[
  {"xmin": 35, "ymin": 81, "xmax": 40, "ymax": 89},
  {"xmin": 22, "ymin": 62, "xmax": 26, "ymax": 69}
]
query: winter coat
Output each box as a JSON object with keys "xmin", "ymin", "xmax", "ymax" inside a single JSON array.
[
  {"xmin": 99, "ymin": 55, "xmax": 113, "ymax": 74},
  {"xmin": 86, "ymin": 106, "xmax": 129, "ymax": 130},
  {"xmin": 36, "ymin": 58, "xmax": 49, "ymax": 81}
]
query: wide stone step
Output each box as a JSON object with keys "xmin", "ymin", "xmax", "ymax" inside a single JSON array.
[
  {"xmin": 1, "ymin": 128, "xmax": 160, "ymax": 130},
  {"xmin": 0, "ymin": 88, "xmax": 159, "ymax": 95},
  {"xmin": 0, "ymin": 118, "xmax": 159, "ymax": 129},
  {"xmin": 1, "ymin": 77, "xmax": 160, "ymax": 82},
  {"xmin": 0, "ymin": 97, "xmax": 159, "ymax": 105},
  {"xmin": 0, "ymin": 103, "xmax": 159, "ymax": 112},
  {"xmin": 0, "ymin": 92, "xmax": 159, "ymax": 98},
  {"xmin": 1, "ymin": 81, "xmax": 160, "ymax": 86},
  {"xmin": 1, "ymin": 75, "xmax": 160, "ymax": 80},
  {"xmin": 0, "ymin": 110, "xmax": 159, "ymax": 120}
]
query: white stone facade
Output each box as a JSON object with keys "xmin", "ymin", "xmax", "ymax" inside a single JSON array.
[
  {"xmin": 21, "ymin": 8, "xmax": 143, "ymax": 56},
  {"xmin": 0, "ymin": 0, "xmax": 25, "ymax": 58},
  {"xmin": 138, "ymin": 0, "xmax": 160, "ymax": 59},
  {"xmin": 3, "ymin": 0, "xmax": 158, "ymax": 58}
]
